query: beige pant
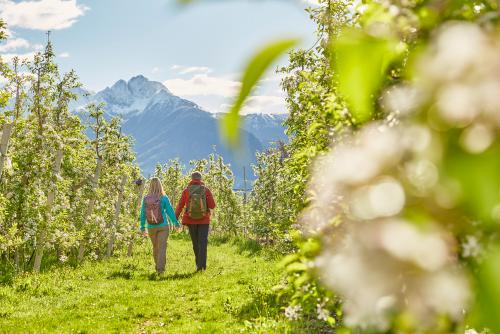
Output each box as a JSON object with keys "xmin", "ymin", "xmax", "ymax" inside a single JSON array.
[{"xmin": 147, "ymin": 226, "xmax": 169, "ymax": 273}]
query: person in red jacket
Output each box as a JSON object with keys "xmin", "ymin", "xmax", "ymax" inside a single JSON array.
[{"xmin": 175, "ymin": 171, "xmax": 216, "ymax": 271}]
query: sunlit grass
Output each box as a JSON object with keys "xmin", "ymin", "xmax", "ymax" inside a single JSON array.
[{"xmin": 0, "ymin": 235, "xmax": 288, "ymax": 333}]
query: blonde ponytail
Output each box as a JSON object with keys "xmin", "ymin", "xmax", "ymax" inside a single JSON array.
[{"xmin": 147, "ymin": 177, "xmax": 165, "ymax": 197}]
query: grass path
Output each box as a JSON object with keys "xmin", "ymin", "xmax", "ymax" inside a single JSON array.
[{"xmin": 0, "ymin": 235, "xmax": 283, "ymax": 333}]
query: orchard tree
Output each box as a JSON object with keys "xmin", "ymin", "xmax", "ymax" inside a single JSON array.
[
  {"xmin": 249, "ymin": 148, "xmax": 294, "ymax": 248},
  {"xmin": 0, "ymin": 29, "xmax": 142, "ymax": 273}
]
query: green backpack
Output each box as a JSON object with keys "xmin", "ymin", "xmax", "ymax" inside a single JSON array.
[{"xmin": 187, "ymin": 185, "xmax": 208, "ymax": 219}]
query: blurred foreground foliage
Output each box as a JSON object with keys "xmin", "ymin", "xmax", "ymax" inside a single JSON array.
[{"xmin": 213, "ymin": 0, "xmax": 500, "ymax": 332}]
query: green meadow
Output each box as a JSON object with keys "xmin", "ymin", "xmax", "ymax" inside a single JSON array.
[{"xmin": 0, "ymin": 235, "xmax": 293, "ymax": 334}]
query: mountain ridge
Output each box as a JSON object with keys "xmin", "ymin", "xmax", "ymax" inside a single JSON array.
[{"xmin": 72, "ymin": 75, "xmax": 288, "ymax": 185}]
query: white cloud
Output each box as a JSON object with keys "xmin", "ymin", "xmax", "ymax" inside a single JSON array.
[
  {"xmin": 221, "ymin": 95, "xmax": 286, "ymax": 115},
  {"xmin": 245, "ymin": 95, "xmax": 286, "ymax": 113},
  {"xmin": 0, "ymin": 37, "xmax": 30, "ymax": 52},
  {"xmin": 165, "ymin": 74, "xmax": 241, "ymax": 97},
  {"xmin": 0, "ymin": 0, "xmax": 89, "ymax": 30},
  {"xmin": 0, "ymin": 51, "xmax": 36, "ymax": 62},
  {"xmin": 302, "ymin": 0, "xmax": 320, "ymax": 5},
  {"xmin": 151, "ymin": 67, "xmax": 161, "ymax": 74},
  {"xmin": 0, "ymin": 33, "xmax": 45, "ymax": 62},
  {"xmin": 58, "ymin": 52, "xmax": 69, "ymax": 58},
  {"xmin": 261, "ymin": 75, "xmax": 282, "ymax": 83},
  {"xmin": 170, "ymin": 65, "xmax": 212, "ymax": 75},
  {"xmin": 164, "ymin": 68, "xmax": 287, "ymax": 114}
]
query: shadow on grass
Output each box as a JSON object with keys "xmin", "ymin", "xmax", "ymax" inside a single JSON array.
[
  {"xmin": 233, "ymin": 238, "xmax": 262, "ymax": 256},
  {"xmin": 161, "ymin": 271, "xmax": 198, "ymax": 280},
  {"xmin": 236, "ymin": 289, "xmax": 280, "ymax": 320},
  {"xmin": 0, "ymin": 270, "xmax": 15, "ymax": 286},
  {"xmin": 107, "ymin": 270, "xmax": 134, "ymax": 280},
  {"xmin": 209, "ymin": 234, "xmax": 231, "ymax": 246},
  {"xmin": 140, "ymin": 270, "xmax": 198, "ymax": 281},
  {"xmin": 121, "ymin": 263, "xmax": 138, "ymax": 271},
  {"xmin": 209, "ymin": 235, "xmax": 263, "ymax": 256}
]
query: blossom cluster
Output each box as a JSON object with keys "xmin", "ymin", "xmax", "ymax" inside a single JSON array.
[
  {"xmin": 302, "ymin": 123, "xmax": 469, "ymax": 329},
  {"xmin": 299, "ymin": 20, "xmax": 500, "ymax": 330}
]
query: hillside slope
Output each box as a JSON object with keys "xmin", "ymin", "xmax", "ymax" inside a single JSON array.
[{"xmin": 72, "ymin": 75, "xmax": 287, "ymax": 185}]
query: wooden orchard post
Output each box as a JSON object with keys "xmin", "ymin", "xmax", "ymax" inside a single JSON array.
[
  {"xmin": 106, "ymin": 174, "xmax": 127, "ymax": 257},
  {"xmin": 0, "ymin": 123, "xmax": 13, "ymax": 182},
  {"xmin": 127, "ymin": 179, "xmax": 145, "ymax": 257},
  {"xmin": 33, "ymin": 148, "xmax": 63, "ymax": 272},
  {"xmin": 77, "ymin": 158, "xmax": 103, "ymax": 263}
]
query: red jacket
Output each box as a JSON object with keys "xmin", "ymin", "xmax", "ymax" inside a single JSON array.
[{"xmin": 175, "ymin": 180, "xmax": 216, "ymax": 225}]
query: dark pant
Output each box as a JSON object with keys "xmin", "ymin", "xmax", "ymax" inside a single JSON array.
[{"xmin": 188, "ymin": 224, "xmax": 209, "ymax": 270}]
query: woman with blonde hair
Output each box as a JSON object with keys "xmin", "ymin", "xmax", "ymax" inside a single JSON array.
[{"xmin": 140, "ymin": 177, "xmax": 179, "ymax": 275}]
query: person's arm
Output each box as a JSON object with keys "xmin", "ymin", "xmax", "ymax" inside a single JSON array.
[
  {"xmin": 175, "ymin": 189, "xmax": 187, "ymax": 220},
  {"xmin": 163, "ymin": 195, "xmax": 180, "ymax": 227},
  {"xmin": 139, "ymin": 199, "xmax": 146, "ymax": 231}
]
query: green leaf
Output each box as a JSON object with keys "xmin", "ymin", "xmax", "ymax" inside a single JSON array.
[
  {"xmin": 278, "ymin": 253, "xmax": 300, "ymax": 268},
  {"xmin": 443, "ymin": 137, "xmax": 500, "ymax": 224},
  {"xmin": 293, "ymin": 272, "xmax": 310, "ymax": 288},
  {"xmin": 220, "ymin": 38, "xmax": 299, "ymax": 148},
  {"xmin": 476, "ymin": 247, "xmax": 500, "ymax": 333},
  {"xmin": 334, "ymin": 28, "xmax": 399, "ymax": 124},
  {"xmin": 300, "ymin": 238, "xmax": 321, "ymax": 257},
  {"xmin": 286, "ymin": 262, "xmax": 308, "ymax": 273}
]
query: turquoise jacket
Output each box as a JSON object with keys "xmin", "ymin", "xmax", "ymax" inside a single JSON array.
[{"xmin": 140, "ymin": 195, "xmax": 179, "ymax": 231}]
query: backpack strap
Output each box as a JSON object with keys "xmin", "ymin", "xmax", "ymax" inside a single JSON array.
[
  {"xmin": 185, "ymin": 187, "xmax": 190, "ymax": 213},
  {"xmin": 201, "ymin": 186, "xmax": 208, "ymax": 213}
]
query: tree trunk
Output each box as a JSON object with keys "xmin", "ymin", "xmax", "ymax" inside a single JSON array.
[
  {"xmin": 0, "ymin": 123, "xmax": 13, "ymax": 182},
  {"xmin": 127, "ymin": 243, "xmax": 134, "ymax": 257},
  {"xmin": 77, "ymin": 158, "xmax": 103, "ymax": 263},
  {"xmin": 14, "ymin": 247, "xmax": 20, "ymax": 273},
  {"xmin": 56, "ymin": 246, "xmax": 62, "ymax": 261},
  {"xmin": 127, "ymin": 180, "xmax": 145, "ymax": 257},
  {"xmin": 77, "ymin": 241, "xmax": 85, "ymax": 263},
  {"xmin": 106, "ymin": 175, "xmax": 127, "ymax": 257},
  {"xmin": 33, "ymin": 148, "xmax": 63, "ymax": 273}
]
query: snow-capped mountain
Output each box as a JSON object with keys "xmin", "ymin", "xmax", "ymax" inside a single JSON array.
[
  {"xmin": 93, "ymin": 75, "xmax": 171, "ymax": 115},
  {"xmin": 241, "ymin": 113, "xmax": 288, "ymax": 146},
  {"xmin": 73, "ymin": 75, "xmax": 288, "ymax": 186}
]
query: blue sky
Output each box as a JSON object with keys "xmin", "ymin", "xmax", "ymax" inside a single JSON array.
[{"xmin": 0, "ymin": 0, "xmax": 317, "ymax": 114}]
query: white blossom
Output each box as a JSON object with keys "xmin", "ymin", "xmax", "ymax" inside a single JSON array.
[
  {"xmin": 301, "ymin": 123, "xmax": 437, "ymax": 233},
  {"xmin": 302, "ymin": 122, "xmax": 470, "ymax": 329},
  {"xmin": 465, "ymin": 329, "xmax": 479, "ymax": 334},
  {"xmin": 284, "ymin": 305, "xmax": 302, "ymax": 320},
  {"xmin": 462, "ymin": 236, "xmax": 481, "ymax": 258},
  {"xmin": 316, "ymin": 304, "xmax": 329, "ymax": 321},
  {"xmin": 382, "ymin": 84, "xmax": 422, "ymax": 115},
  {"xmin": 316, "ymin": 219, "xmax": 469, "ymax": 329},
  {"xmin": 417, "ymin": 22, "xmax": 500, "ymax": 129}
]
